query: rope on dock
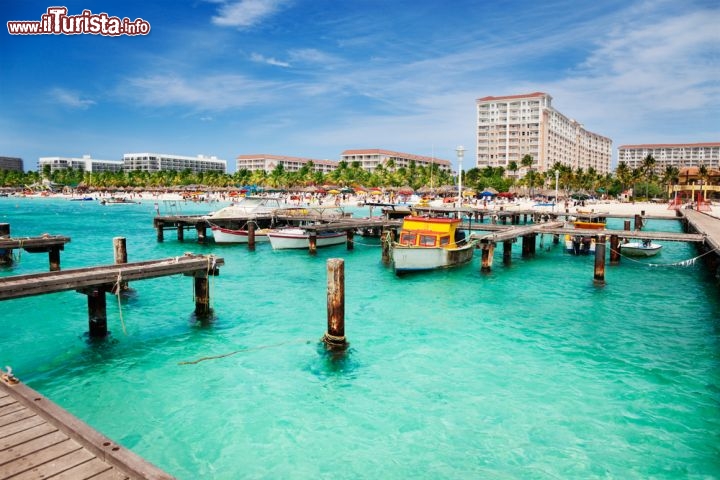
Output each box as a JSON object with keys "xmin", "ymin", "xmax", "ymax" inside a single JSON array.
[
  {"xmin": 610, "ymin": 246, "xmax": 719, "ymax": 267},
  {"xmin": 114, "ymin": 271, "xmax": 128, "ymax": 335}
]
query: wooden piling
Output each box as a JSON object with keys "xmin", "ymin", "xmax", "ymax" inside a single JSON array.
[
  {"xmin": 609, "ymin": 235, "xmax": 620, "ymax": 265},
  {"xmin": 521, "ymin": 235, "xmax": 531, "ymax": 257},
  {"xmin": 156, "ymin": 224, "xmax": 164, "ymax": 242},
  {"xmin": 346, "ymin": 230, "xmax": 354, "ymax": 250},
  {"xmin": 113, "ymin": 237, "xmax": 129, "ymax": 291},
  {"xmin": 194, "ymin": 275, "xmax": 211, "ymax": 316},
  {"xmin": 503, "ymin": 240, "xmax": 512, "ymax": 265},
  {"xmin": 381, "ymin": 229, "xmax": 391, "ymax": 264},
  {"xmin": 323, "ymin": 258, "xmax": 347, "ymax": 347},
  {"xmin": 177, "ymin": 223, "xmax": 184, "ymax": 241},
  {"xmin": 48, "ymin": 247, "xmax": 61, "ymax": 271},
  {"xmin": 0, "ymin": 223, "xmax": 9, "ymax": 237},
  {"xmin": 247, "ymin": 222, "xmax": 256, "ymax": 251},
  {"xmin": 87, "ymin": 288, "xmax": 108, "ymax": 337},
  {"xmin": 195, "ymin": 223, "xmax": 206, "ymax": 243},
  {"xmin": 624, "ymin": 220, "xmax": 631, "ymax": 231},
  {"xmin": 480, "ymin": 243, "xmax": 495, "ymax": 271},
  {"xmin": 593, "ymin": 235, "xmax": 606, "ymax": 285},
  {"xmin": 309, "ymin": 232, "xmax": 318, "ymax": 255},
  {"xmin": 0, "ymin": 223, "xmax": 11, "ymax": 264},
  {"xmin": 634, "ymin": 214, "xmax": 643, "ymax": 231},
  {"xmin": 529, "ymin": 233, "xmax": 536, "ymax": 255}
]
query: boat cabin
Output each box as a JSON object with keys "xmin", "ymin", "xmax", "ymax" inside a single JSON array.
[{"xmin": 397, "ymin": 216, "xmax": 464, "ymax": 248}]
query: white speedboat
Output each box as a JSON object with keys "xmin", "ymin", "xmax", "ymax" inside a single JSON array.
[
  {"xmin": 205, "ymin": 196, "xmax": 289, "ymax": 219},
  {"xmin": 210, "ymin": 224, "xmax": 271, "ymax": 244},
  {"xmin": 391, "ymin": 216, "xmax": 475, "ymax": 273},
  {"xmin": 620, "ymin": 239, "xmax": 662, "ymax": 257},
  {"xmin": 266, "ymin": 227, "xmax": 346, "ymax": 250}
]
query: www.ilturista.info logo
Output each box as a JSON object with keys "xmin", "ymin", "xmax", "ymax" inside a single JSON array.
[{"xmin": 7, "ymin": 7, "xmax": 151, "ymax": 36}]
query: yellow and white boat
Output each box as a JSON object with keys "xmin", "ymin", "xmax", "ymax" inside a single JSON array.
[{"xmin": 391, "ymin": 216, "xmax": 475, "ymax": 274}]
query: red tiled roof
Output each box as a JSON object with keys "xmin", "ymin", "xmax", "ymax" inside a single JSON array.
[
  {"xmin": 618, "ymin": 142, "xmax": 720, "ymax": 149},
  {"xmin": 476, "ymin": 92, "xmax": 548, "ymax": 102},
  {"xmin": 340, "ymin": 149, "xmax": 451, "ymax": 165}
]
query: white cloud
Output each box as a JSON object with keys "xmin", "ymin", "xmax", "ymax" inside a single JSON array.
[
  {"xmin": 122, "ymin": 74, "xmax": 286, "ymax": 111},
  {"xmin": 211, "ymin": 0, "xmax": 289, "ymax": 28},
  {"xmin": 250, "ymin": 52, "xmax": 290, "ymax": 67},
  {"xmin": 50, "ymin": 88, "xmax": 95, "ymax": 109}
]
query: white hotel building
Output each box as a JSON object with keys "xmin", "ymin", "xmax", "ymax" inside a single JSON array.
[
  {"xmin": 235, "ymin": 154, "xmax": 337, "ymax": 174},
  {"xmin": 476, "ymin": 92, "xmax": 612, "ymax": 175},
  {"xmin": 617, "ymin": 143, "xmax": 720, "ymax": 171},
  {"xmin": 340, "ymin": 149, "xmax": 452, "ymax": 173},
  {"xmin": 38, "ymin": 155, "xmax": 124, "ymax": 173},
  {"xmin": 122, "ymin": 153, "xmax": 227, "ymax": 173}
]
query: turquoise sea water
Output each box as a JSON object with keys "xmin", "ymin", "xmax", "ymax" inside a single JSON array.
[{"xmin": 1, "ymin": 197, "xmax": 719, "ymax": 479}]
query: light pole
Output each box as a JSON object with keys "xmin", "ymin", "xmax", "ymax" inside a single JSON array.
[
  {"xmin": 554, "ymin": 169, "xmax": 559, "ymax": 212},
  {"xmin": 456, "ymin": 145, "xmax": 465, "ymax": 204}
]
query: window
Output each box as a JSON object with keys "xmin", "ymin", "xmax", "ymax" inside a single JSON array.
[
  {"xmin": 439, "ymin": 236, "xmax": 450, "ymax": 246},
  {"xmin": 419, "ymin": 235, "xmax": 436, "ymax": 247},
  {"xmin": 400, "ymin": 233, "xmax": 417, "ymax": 246}
]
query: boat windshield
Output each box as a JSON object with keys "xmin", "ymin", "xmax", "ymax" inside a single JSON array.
[
  {"xmin": 399, "ymin": 232, "xmax": 417, "ymax": 246},
  {"xmin": 419, "ymin": 234, "xmax": 436, "ymax": 247}
]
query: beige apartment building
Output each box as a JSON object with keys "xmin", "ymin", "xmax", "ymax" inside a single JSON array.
[
  {"xmin": 340, "ymin": 149, "xmax": 451, "ymax": 173},
  {"xmin": 476, "ymin": 92, "xmax": 612, "ymax": 175},
  {"xmin": 617, "ymin": 143, "xmax": 720, "ymax": 171},
  {"xmin": 235, "ymin": 154, "xmax": 337, "ymax": 174}
]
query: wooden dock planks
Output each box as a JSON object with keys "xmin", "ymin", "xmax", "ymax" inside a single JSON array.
[
  {"xmin": 0, "ymin": 379, "xmax": 174, "ymax": 480},
  {"xmin": 0, "ymin": 254, "xmax": 224, "ymax": 301},
  {"xmin": 682, "ymin": 209, "xmax": 720, "ymax": 251}
]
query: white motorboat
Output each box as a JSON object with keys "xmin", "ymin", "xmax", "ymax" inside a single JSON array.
[
  {"xmin": 266, "ymin": 227, "xmax": 346, "ymax": 250},
  {"xmin": 205, "ymin": 196, "xmax": 289, "ymax": 219},
  {"xmin": 210, "ymin": 224, "xmax": 271, "ymax": 244},
  {"xmin": 620, "ymin": 239, "xmax": 663, "ymax": 257}
]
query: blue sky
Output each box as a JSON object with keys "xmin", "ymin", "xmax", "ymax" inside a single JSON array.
[{"xmin": 1, "ymin": 0, "xmax": 718, "ymax": 173}]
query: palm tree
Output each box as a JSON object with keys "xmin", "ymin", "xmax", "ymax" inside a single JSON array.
[
  {"xmin": 698, "ymin": 164, "xmax": 709, "ymax": 202},
  {"xmin": 662, "ymin": 165, "xmax": 679, "ymax": 200},
  {"xmin": 521, "ymin": 154, "xmax": 534, "ymax": 196},
  {"xmin": 642, "ymin": 154, "xmax": 656, "ymax": 199},
  {"xmin": 508, "ymin": 161, "xmax": 518, "ymax": 181},
  {"xmin": 615, "ymin": 161, "xmax": 631, "ymax": 194}
]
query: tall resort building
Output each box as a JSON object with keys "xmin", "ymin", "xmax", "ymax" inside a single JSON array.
[
  {"xmin": 38, "ymin": 155, "xmax": 124, "ymax": 173},
  {"xmin": 0, "ymin": 156, "xmax": 23, "ymax": 172},
  {"xmin": 617, "ymin": 143, "xmax": 720, "ymax": 171},
  {"xmin": 340, "ymin": 149, "xmax": 451, "ymax": 173},
  {"xmin": 235, "ymin": 154, "xmax": 337, "ymax": 174},
  {"xmin": 122, "ymin": 153, "xmax": 227, "ymax": 174},
  {"xmin": 476, "ymin": 92, "xmax": 612, "ymax": 175}
]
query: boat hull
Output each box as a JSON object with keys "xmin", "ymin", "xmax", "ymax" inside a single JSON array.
[
  {"xmin": 620, "ymin": 242, "xmax": 662, "ymax": 257},
  {"xmin": 392, "ymin": 244, "xmax": 474, "ymax": 273},
  {"xmin": 267, "ymin": 228, "xmax": 346, "ymax": 250},
  {"xmin": 210, "ymin": 225, "xmax": 270, "ymax": 244}
]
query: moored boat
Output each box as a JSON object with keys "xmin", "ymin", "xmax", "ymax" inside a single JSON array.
[
  {"xmin": 100, "ymin": 196, "xmax": 140, "ymax": 205},
  {"xmin": 620, "ymin": 239, "xmax": 662, "ymax": 257},
  {"xmin": 210, "ymin": 224, "xmax": 271, "ymax": 244},
  {"xmin": 266, "ymin": 227, "xmax": 346, "ymax": 250},
  {"xmin": 391, "ymin": 215, "xmax": 475, "ymax": 274},
  {"xmin": 205, "ymin": 196, "xmax": 289, "ymax": 219}
]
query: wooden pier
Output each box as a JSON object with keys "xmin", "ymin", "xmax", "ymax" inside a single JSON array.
[
  {"xmin": 1, "ymin": 375, "xmax": 174, "ymax": 480},
  {"xmin": 0, "ymin": 224, "xmax": 70, "ymax": 271},
  {"xmin": 0, "ymin": 254, "xmax": 224, "ymax": 337}
]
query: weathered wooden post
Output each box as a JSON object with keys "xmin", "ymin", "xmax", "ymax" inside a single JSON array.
[
  {"xmin": 195, "ymin": 222, "xmax": 206, "ymax": 243},
  {"xmin": 323, "ymin": 258, "xmax": 347, "ymax": 348},
  {"xmin": 176, "ymin": 223, "xmax": 184, "ymax": 241},
  {"xmin": 308, "ymin": 232, "xmax": 318, "ymax": 255},
  {"xmin": 609, "ymin": 234, "xmax": 620, "ymax": 265},
  {"xmin": 634, "ymin": 214, "xmax": 643, "ymax": 231},
  {"xmin": 247, "ymin": 222, "xmax": 256, "ymax": 251},
  {"xmin": 87, "ymin": 288, "xmax": 108, "ymax": 337},
  {"xmin": 381, "ymin": 229, "xmax": 391, "ymax": 264},
  {"xmin": 553, "ymin": 234, "xmax": 560, "ymax": 245},
  {"xmin": 48, "ymin": 247, "xmax": 61, "ymax": 271},
  {"xmin": 521, "ymin": 235, "xmax": 531, "ymax": 257},
  {"xmin": 503, "ymin": 240, "xmax": 512, "ymax": 265},
  {"xmin": 624, "ymin": 220, "xmax": 631, "ymax": 231},
  {"xmin": 113, "ymin": 237, "xmax": 129, "ymax": 291},
  {"xmin": 480, "ymin": 242, "xmax": 495, "ymax": 272},
  {"xmin": 194, "ymin": 275, "xmax": 211, "ymax": 316},
  {"xmin": 529, "ymin": 233, "xmax": 536, "ymax": 255},
  {"xmin": 0, "ymin": 223, "xmax": 11, "ymax": 265},
  {"xmin": 346, "ymin": 230, "xmax": 354, "ymax": 250},
  {"xmin": 593, "ymin": 235, "xmax": 606, "ymax": 285},
  {"xmin": 154, "ymin": 219, "xmax": 164, "ymax": 242}
]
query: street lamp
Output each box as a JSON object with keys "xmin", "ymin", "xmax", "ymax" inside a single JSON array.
[
  {"xmin": 456, "ymin": 145, "xmax": 465, "ymax": 204},
  {"xmin": 554, "ymin": 169, "xmax": 559, "ymax": 212}
]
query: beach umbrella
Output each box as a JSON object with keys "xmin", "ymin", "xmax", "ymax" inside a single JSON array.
[
  {"xmin": 398, "ymin": 186, "xmax": 414, "ymax": 195},
  {"xmin": 328, "ymin": 189, "xmax": 341, "ymax": 194}
]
